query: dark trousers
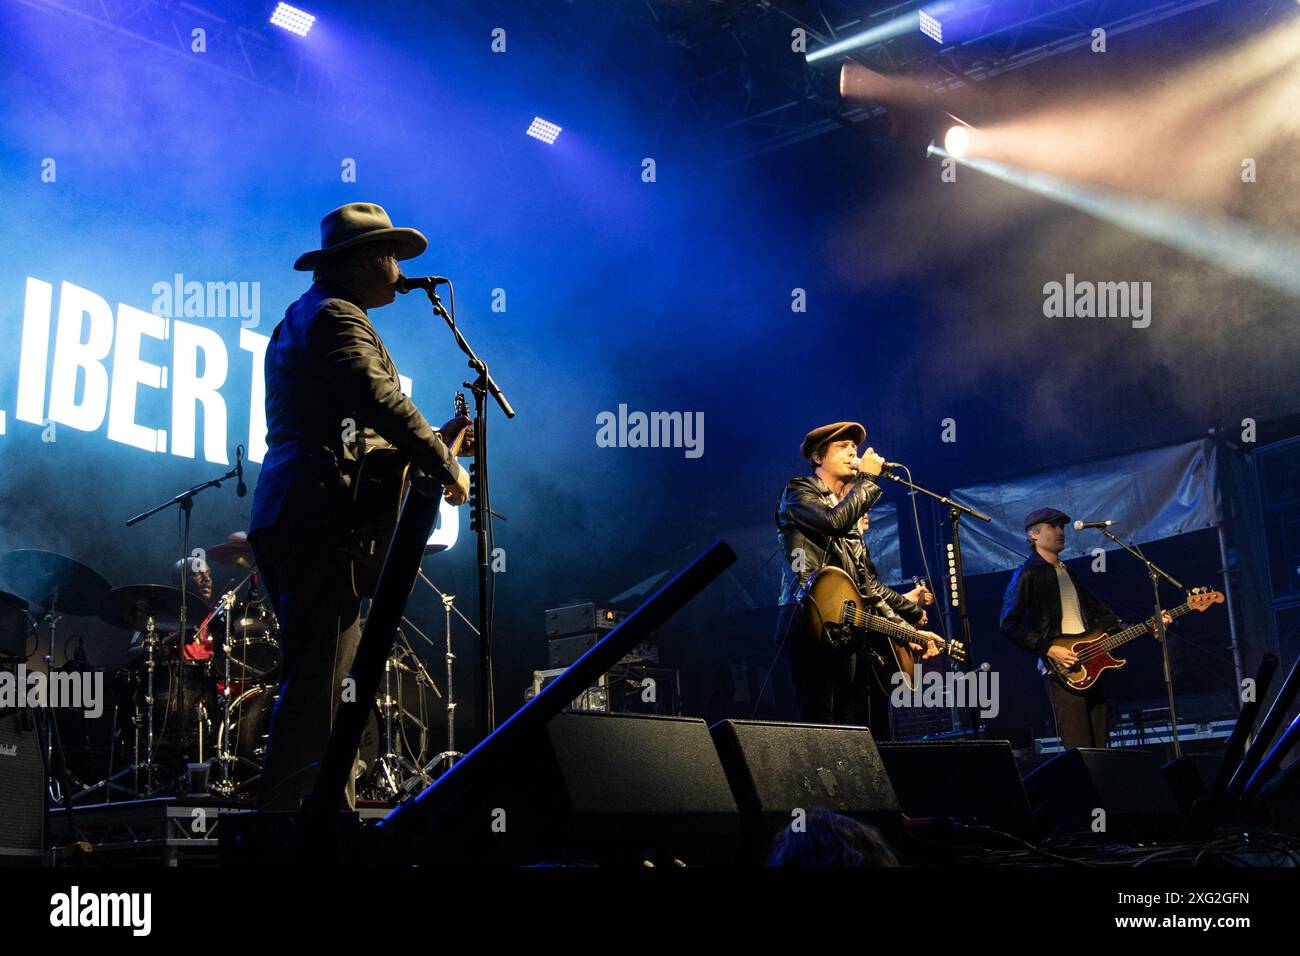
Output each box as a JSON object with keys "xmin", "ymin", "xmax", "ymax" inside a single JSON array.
[
  {"xmin": 776, "ymin": 604, "xmax": 893, "ymax": 739},
  {"xmin": 250, "ymin": 526, "xmax": 362, "ymax": 811},
  {"xmin": 1045, "ymin": 676, "xmax": 1108, "ymax": 749}
]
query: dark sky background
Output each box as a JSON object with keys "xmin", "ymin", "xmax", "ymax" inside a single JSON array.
[{"xmin": 1, "ymin": 0, "xmax": 1295, "ymax": 742}]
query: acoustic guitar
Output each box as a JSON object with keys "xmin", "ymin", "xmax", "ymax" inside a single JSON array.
[
  {"xmin": 801, "ymin": 565, "xmax": 967, "ymax": 689},
  {"xmin": 349, "ymin": 392, "xmax": 474, "ymax": 598}
]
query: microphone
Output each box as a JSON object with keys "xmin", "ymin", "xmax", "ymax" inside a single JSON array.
[
  {"xmin": 396, "ymin": 274, "xmax": 450, "ymax": 293},
  {"xmin": 1073, "ymin": 519, "xmax": 1115, "ymax": 530},
  {"xmin": 852, "ymin": 457, "xmax": 905, "ymax": 474},
  {"xmin": 235, "ymin": 444, "xmax": 247, "ymax": 498}
]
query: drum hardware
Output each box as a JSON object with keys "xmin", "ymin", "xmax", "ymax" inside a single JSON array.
[
  {"xmin": 350, "ymin": 627, "xmax": 430, "ymax": 801},
  {"xmin": 399, "ymin": 571, "xmax": 471, "ymax": 797},
  {"xmin": 371, "ymin": 651, "xmax": 405, "ymax": 799},
  {"xmin": 195, "ymin": 698, "xmax": 210, "ymax": 761},
  {"xmin": 70, "ymin": 572, "xmax": 280, "ymax": 802},
  {"xmin": 208, "ymin": 571, "xmax": 273, "ymax": 797},
  {"xmin": 69, "ymin": 678, "xmax": 137, "ymax": 804},
  {"xmin": 126, "ymin": 451, "xmax": 247, "ymax": 665},
  {"xmin": 432, "ymin": 590, "xmax": 463, "ymax": 775},
  {"xmin": 225, "ymin": 603, "xmax": 281, "ymax": 681},
  {"xmin": 141, "ymin": 615, "xmax": 162, "ymax": 793},
  {"xmin": 211, "ymin": 585, "xmax": 239, "ymax": 797},
  {"xmin": 215, "ymin": 683, "xmax": 278, "ymax": 794},
  {"xmin": 99, "ymin": 584, "xmax": 214, "ymax": 796},
  {"xmin": 124, "ymin": 455, "xmax": 246, "ymax": 788},
  {"xmin": 363, "ymin": 627, "xmax": 438, "ymax": 799}
]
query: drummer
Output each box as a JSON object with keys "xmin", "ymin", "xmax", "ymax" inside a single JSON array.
[{"xmin": 125, "ymin": 557, "xmax": 215, "ymax": 662}]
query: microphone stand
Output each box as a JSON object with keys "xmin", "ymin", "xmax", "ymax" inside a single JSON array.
[
  {"xmin": 878, "ymin": 470, "xmax": 991, "ymax": 738},
  {"xmin": 125, "ymin": 455, "xmax": 243, "ymax": 793},
  {"xmin": 421, "ymin": 287, "xmax": 515, "ymax": 736},
  {"xmin": 1097, "ymin": 526, "xmax": 1184, "ymax": 758}
]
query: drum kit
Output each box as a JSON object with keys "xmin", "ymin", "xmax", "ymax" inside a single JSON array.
[{"xmin": 0, "ymin": 538, "xmax": 442, "ymax": 805}]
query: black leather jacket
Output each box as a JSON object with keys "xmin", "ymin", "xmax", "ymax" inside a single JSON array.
[
  {"xmin": 249, "ymin": 282, "xmax": 463, "ymax": 537},
  {"xmin": 999, "ymin": 551, "xmax": 1119, "ymax": 659},
  {"xmin": 847, "ymin": 538, "xmax": 924, "ymax": 626},
  {"xmin": 775, "ymin": 474, "xmax": 919, "ymax": 621}
]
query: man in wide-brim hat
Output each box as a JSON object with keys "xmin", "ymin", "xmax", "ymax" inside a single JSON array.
[{"xmin": 248, "ymin": 202, "xmax": 471, "ymax": 811}]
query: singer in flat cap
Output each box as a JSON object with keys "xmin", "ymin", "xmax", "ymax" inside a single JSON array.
[{"xmin": 774, "ymin": 422, "xmax": 938, "ymax": 734}]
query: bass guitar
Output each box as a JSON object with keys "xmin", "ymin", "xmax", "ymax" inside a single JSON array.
[{"xmin": 1043, "ymin": 587, "xmax": 1223, "ymax": 691}]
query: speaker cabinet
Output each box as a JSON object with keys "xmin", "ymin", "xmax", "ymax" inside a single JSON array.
[
  {"xmin": 1024, "ymin": 747, "xmax": 1182, "ymax": 839},
  {"xmin": 876, "ymin": 739, "xmax": 1031, "ymax": 833},
  {"xmin": 0, "ymin": 709, "xmax": 45, "ymax": 865},
  {"xmin": 410, "ymin": 712, "xmax": 742, "ymax": 866},
  {"xmin": 709, "ymin": 719, "xmax": 899, "ymax": 856}
]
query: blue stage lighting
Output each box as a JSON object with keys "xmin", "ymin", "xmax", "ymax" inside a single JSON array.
[
  {"xmin": 270, "ymin": 3, "xmax": 316, "ymax": 37},
  {"xmin": 919, "ymin": 11, "xmax": 943, "ymax": 43},
  {"xmin": 526, "ymin": 117, "xmax": 562, "ymax": 144}
]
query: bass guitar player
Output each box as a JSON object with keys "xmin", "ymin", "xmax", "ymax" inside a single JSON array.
[{"xmin": 999, "ymin": 507, "xmax": 1174, "ymax": 750}]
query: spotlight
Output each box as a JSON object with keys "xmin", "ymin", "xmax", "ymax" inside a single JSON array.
[
  {"xmin": 944, "ymin": 125, "xmax": 970, "ymax": 158},
  {"xmin": 270, "ymin": 3, "xmax": 316, "ymax": 37},
  {"xmin": 526, "ymin": 117, "xmax": 562, "ymax": 144},
  {"xmin": 807, "ymin": 13, "xmax": 919, "ymax": 64},
  {"xmin": 919, "ymin": 11, "xmax": 943, "ymax": 44}
]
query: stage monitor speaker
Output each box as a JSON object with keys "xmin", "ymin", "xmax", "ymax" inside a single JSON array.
[
  {"xmin": 1161, "ymin": 753, "xmax": 1222, "ymax": 815},
  {"xmin": 1024, "ymin": 748, "xmax": 1182, "ymax": 839},
  {"xmin": 708, "ymin": 719, "xmax": 899, "ymax": 857},
  {"xmin": 410, "ymin": 712, "xmax": 742, "ymax": 866},
  {"xmin": 876, "ymin": 740, "xmax": 1031, "ymax": 833},
  {"xmin": 0, "ymin": 709, "xmax": 45, "ymax": 865}
]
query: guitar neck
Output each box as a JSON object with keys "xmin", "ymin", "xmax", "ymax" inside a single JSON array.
[
  {"xmin": 844, "ymin": 602, "xmax": 941, "ymax": 650},
  {"xmin": 1095, "ymin": 600, "xmax": 1195, "ymax": 653}
]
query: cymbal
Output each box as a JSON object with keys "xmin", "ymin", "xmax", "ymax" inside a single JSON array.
[
  {"xmin": 100, "ymin": 584, "xmax": 210, "ymax": 633},
  {"xmin": 206, "ymin": 530, "xmax": 254, "ymax": 568},
  {"xmin": 206, "ymin": 542, "xmax": 253, "ymax": 568},
  {"xmin": 0, "ymin": 550, "xmax": 112, "ymax": 615}
]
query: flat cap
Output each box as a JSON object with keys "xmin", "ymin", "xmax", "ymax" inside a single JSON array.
[
  {"xmin": 1024, "ymin": 507, "xmax": 1070, "ymax": 531},
  {"xmin": 801, "ymin": 421, "xmax": 866, "ymax": 461}
]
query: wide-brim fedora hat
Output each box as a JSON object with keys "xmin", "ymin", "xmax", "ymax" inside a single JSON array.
[{"xmin": 293, "ymin": 202, "xmax": 428, "ymax": 271}]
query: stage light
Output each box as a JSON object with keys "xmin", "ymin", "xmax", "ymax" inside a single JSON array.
[
  {"xmin": 919, "ymin": 11, "xmax": 943, "ymax": 43},
  {"xmin": 806, "ymin": 13, "xmax": 918, "ymax": 64},
  {"xmin": 925, "ymin": 146, "xmax": 1300, "ymax": 299},
  {"xmin": 944, "ymin": 125, "xmax": 970, "ymax": 158},
  {"xmin": 270, "ymin": 3, "xmax": 316, "ymax": 37},
  {"xmin": 526, "ymin": 117, "xmax": 562, "ymax": 144}
]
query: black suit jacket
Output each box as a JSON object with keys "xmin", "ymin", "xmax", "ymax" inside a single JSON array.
[
  {"xmin": 248, "ymin": 282, "xmax": 463, "ymax": 537},
  {"xmin": 999, "ymin": 551, "xmax": 1120, "ymax": 660}
]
